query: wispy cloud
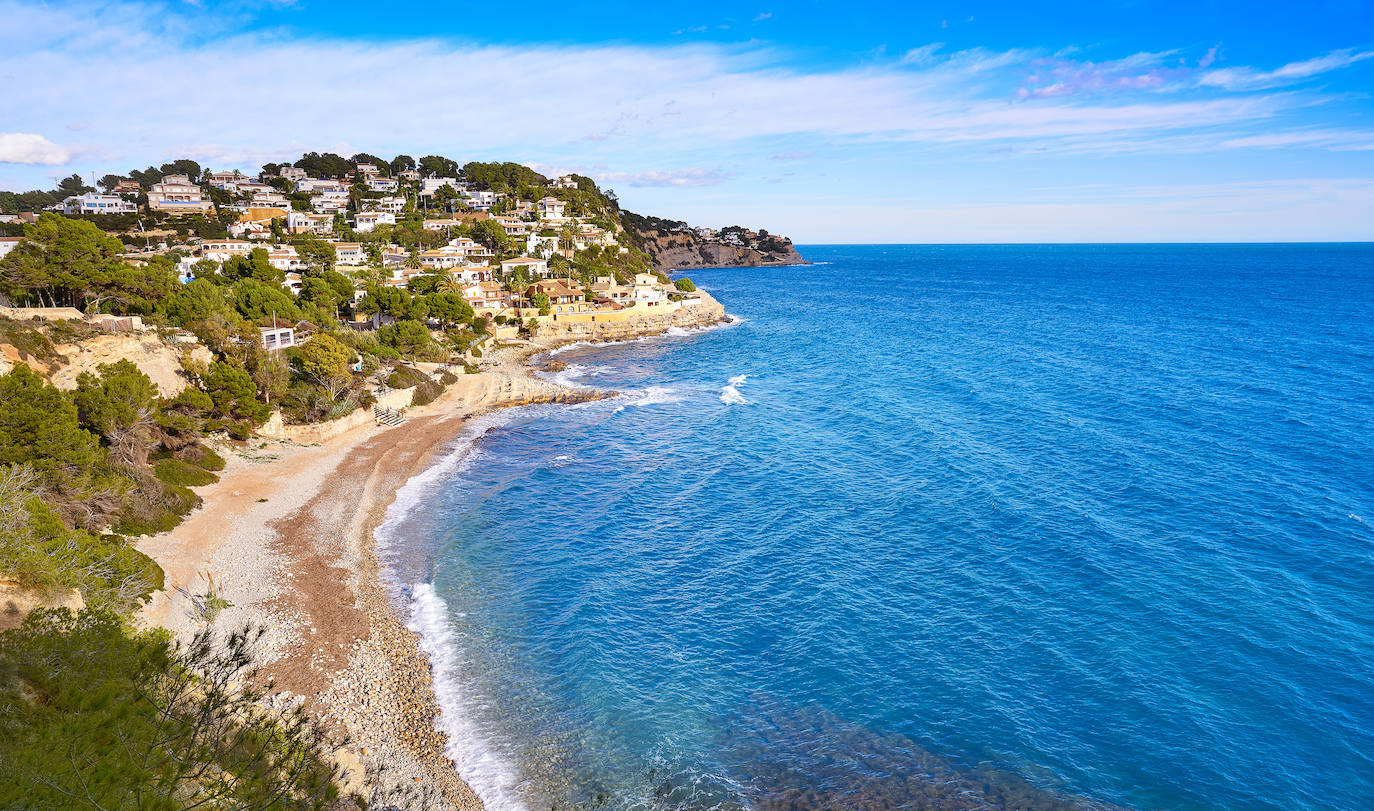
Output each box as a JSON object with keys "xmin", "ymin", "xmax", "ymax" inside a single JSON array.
[
  {"xmin": 1016, "ymin": 51, "xmax": 1185, "ymax": 99},
  {"xmin": 753, "ymin": 12, "xmax": 771, "ymax": 22},
  {"xmin": 771, "ymin": 151, "xmax": 813, "ymax": 160},
  {"xmin": 0, "ymin": 133, "xmax": 72, "ymax": 165},
  {"xmin": 598, "ymin": 168, "xmax": 730, "ymax": 187},
  {"xmin": 0, "ymin": 0, "xmax": 1368, "ymax": 191},
  {"xmin": 1198, "ymin": 48, "xmax": 1374, "ymax": 90}
]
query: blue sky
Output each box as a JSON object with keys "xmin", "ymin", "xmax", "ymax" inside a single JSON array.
[{"xmin": 2, "ymin": 0, "xmax": 1372, "ymax": 242}]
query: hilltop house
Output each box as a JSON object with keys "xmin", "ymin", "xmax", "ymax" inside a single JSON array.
[
  {"xmin": 551, "ymin": 174, "xmax": 578, "ymax": 189},
  {"xmin": 148, "ymin": 175, "xmax": 213, "ymax": 215},
  {"xmin": 61, "ymin": 192, "xmax": 137, "ymax": 216},
  {"xmin": 208, "ymin": 169, "xmax": 250, "ymax": 190},
  {"xmin": 366, "ymin": 177, "xmax": 399, "ymax": 193},
  {"xmin": 536, "ymin": 197, "xmax": 567, "ymax": 220}
]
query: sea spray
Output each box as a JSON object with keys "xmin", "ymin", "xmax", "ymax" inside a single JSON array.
[{"xmin": 719, "ymin": 374, "xmax": 749, "ymax": 405}]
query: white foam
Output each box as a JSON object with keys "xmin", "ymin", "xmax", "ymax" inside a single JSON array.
[
  {"xmin": 613, "ymin": 385, "xmax": 682, "ymax": 412},
  {"xmin": 371, "ymin": 410, "xmax": 533, "ymax": 811},
  {"xmin": 719, "ymin": 374, "xmax": 750, "ymax": 405},
  {"xmin": 550, "ymin": 363, "xmax": 588, "ymax": 388},
  {"xmin": 406, "ymin": 584, "xmax": 530, "ymax": 811}
]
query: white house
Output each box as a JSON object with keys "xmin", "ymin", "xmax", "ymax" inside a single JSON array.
[
  {"xmin": 277, "ymin": 167, "xmax": 308, "ymax": 182},
  {"xmin": 312, "ymin": 191, "xmax": 349, "ymax": 214},
  {"xmin": 420, "ymin": 177, "xmax": 462, "ymax": 197},
  {"xmin": 366, "ymin": 177, "xmax": 399, "ymax": 193},
  {"xmin": 526, "ymin": 233, "xmax": 559, "ymax": 258},
  {"xmin": 353, "ymin": 211, "xmax": 396, "ymax": 232},
  {"xmin": 370, "ymin": 196, "xmax": 407, "ymax": 214},
  {"xmin": 494, "ymin": 216, "xmax": 531, "ymax": 236},
  {"xmin": 296, "ymin": 178, "xmax": 348, "ymax": 194},
  {"xmin": 260, "ymin": 326, "xmax": 295, "ymax": 351},
  {"xmin": 422, "ymin": 218, "xmax": 460, "ymax": 231},
  {"xmin": 62, "ymin": 192, "xmax": 137, "ymax": 216},
  {"xmin": 499, "ymin": 256, "xmax": 549, "ymax": 278},
  {"xmin": 355, "ymin": 163, "xmax": 381, "ymax": 177},
  {"xmin": 267, "ymin": 247, "xmax": 304, "ymax": 272},
  {"xmin": 537, "ymin": 197, "xmax": 567, "ymax": 220},
  {"xmin": 0, "ymin": 237, "xmax": 22, "ymax": 260},
  {"xmin": 207, "ymin": 169, "xmax": 249, "ymax": 190},
  {"xmin": 551, "ymin": 174, "xmax": 578, "ymax": 189},
  {"xmin": 147, "ymin": 175, "xmax": 213, "ymax": 214},
  {"xmin": 287, "ymin": 211, "xmax": 333, "ymax": 235},
  {"xmin": 333, "ymin": 242, "xmax": 365, "ymax": 265},
  {"xmin": 630, "ymin": 273, "xmax": 674, "ymax": 309},
  {"xmin": 199, "ymin": 239, "xmax": 255, "ymax": 261},
  {"xmin": 463, "ymin": 190, "xmax": 498, "ymax": 210},
  {"xmin": 462, "ymin": 281, "xmax": 510, "ymax": 310}
]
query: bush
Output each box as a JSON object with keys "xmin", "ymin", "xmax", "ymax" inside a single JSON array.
[
  {"xmin": 0, "ymin": 611, "xmax": 343, "ymax": 808},
  {"xmin": 471, "ymin": 347, "xmax": 483, "ymax": 358},
  {"xmin": 674, "ymin": 277, "xmax": 697, "ymax": 292},
  {"xmin": 438, "ymin": 371, "xmax": 458, "ymax": 385},
  {"xmin": 386, "ymin": 367, "xmax": 430, "ymax": 390},
  {"xmin": 0, "ymin": 467, "xmax": 163, "ymax": 609},
  {"xmin": 154, "ymin": 458, "xmax": 219, "ymax": 487},
  {"xmin": 410, "ymin": 380, "xmax": 443, "ymax": 407},
  {"xmin": 114, "ymin": 481, "xmax": 199, "ymax": 536},
  {"xmin": 180, "ymin": 444, "xmax": 225, "ymax": 471}
]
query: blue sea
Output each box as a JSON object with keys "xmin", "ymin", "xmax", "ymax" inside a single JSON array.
[{"xmin": 378, "ymin": 244, "xmax": 1374, "ymax": 810}]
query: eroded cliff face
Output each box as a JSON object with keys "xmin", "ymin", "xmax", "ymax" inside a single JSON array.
[
  {"xmin": 532, "ymin": 292, "xmax": 729, "ymax": 342},
  {"xmin": 629, "ymin": 229, "xmax": 806, "ymax": 272}
]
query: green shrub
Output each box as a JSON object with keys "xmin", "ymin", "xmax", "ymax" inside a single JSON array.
[
  {"xmin": 386, "ymin": 367, "xmax": 430, "ymax": 389},
  {"xmin": 674, "ymin": 277, "xmax": 697, "ymax": 292},
  {"xmin": 184, "ymin": 444, "xmax": 225, "ymax": 471},
  {"xmin": 0, "ymin": 610, "xmax": 343, "ymax": 808},
  {"xmin": 438, "ymin": 371, "xmax": 458, "ymax": 385},
  {"xmin": 410, "ymin": 380, "xmax": 443, "ymax": 407},
  {"xmin": 114, "ymin": 481, "xmax": 199, "ymax": 536},
  {"xmin": 471, "ymin": 347, "xmax": 483, "ymax": 358},
  {"xmin": 154, "ymin": 458, "xmax": 219, "ymax": 487}
]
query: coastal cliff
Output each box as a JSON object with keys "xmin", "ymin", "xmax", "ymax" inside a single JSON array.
[
  {"xmin": 532, "ymin": 291, "xmax": 728, "ymax": 342},
  {"xmin": 620, "ymin": 211, "xmax": 805, "ymax": 271}
]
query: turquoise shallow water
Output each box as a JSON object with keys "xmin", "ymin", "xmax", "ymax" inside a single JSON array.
[{"xmin": 380, "ymin": 244, "xmax": 1374, "ymax": 810}]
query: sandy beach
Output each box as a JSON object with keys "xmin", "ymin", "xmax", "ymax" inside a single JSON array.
[{"xmin": 135, "ymin": 293, "xmax": 727, "ymax": 808}]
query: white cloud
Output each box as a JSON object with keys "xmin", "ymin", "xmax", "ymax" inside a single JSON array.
[
  {"xmin": 1198, "ymin": 48, "xmax": 1374, "ymax": 90},
  {"xmin": 597, "ymin": 168, "xmax": 730, "ymax": 187},
  {"xmin": 0, "ymin": 133, "xmax": 72, "ymax": 165},
  {"xmin": 0, "ymin": 0, "xmax": 1339, "ymax": 183}
]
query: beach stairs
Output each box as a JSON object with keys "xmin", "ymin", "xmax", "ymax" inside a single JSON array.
[{"xmin": 373, "ymin": 406, "xmax": 405, "ymax": 427}]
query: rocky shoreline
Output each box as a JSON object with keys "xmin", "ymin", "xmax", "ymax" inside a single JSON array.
[{"xmin": 136, "ymin": 294, "xmax": 732, "ymax": 808}]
